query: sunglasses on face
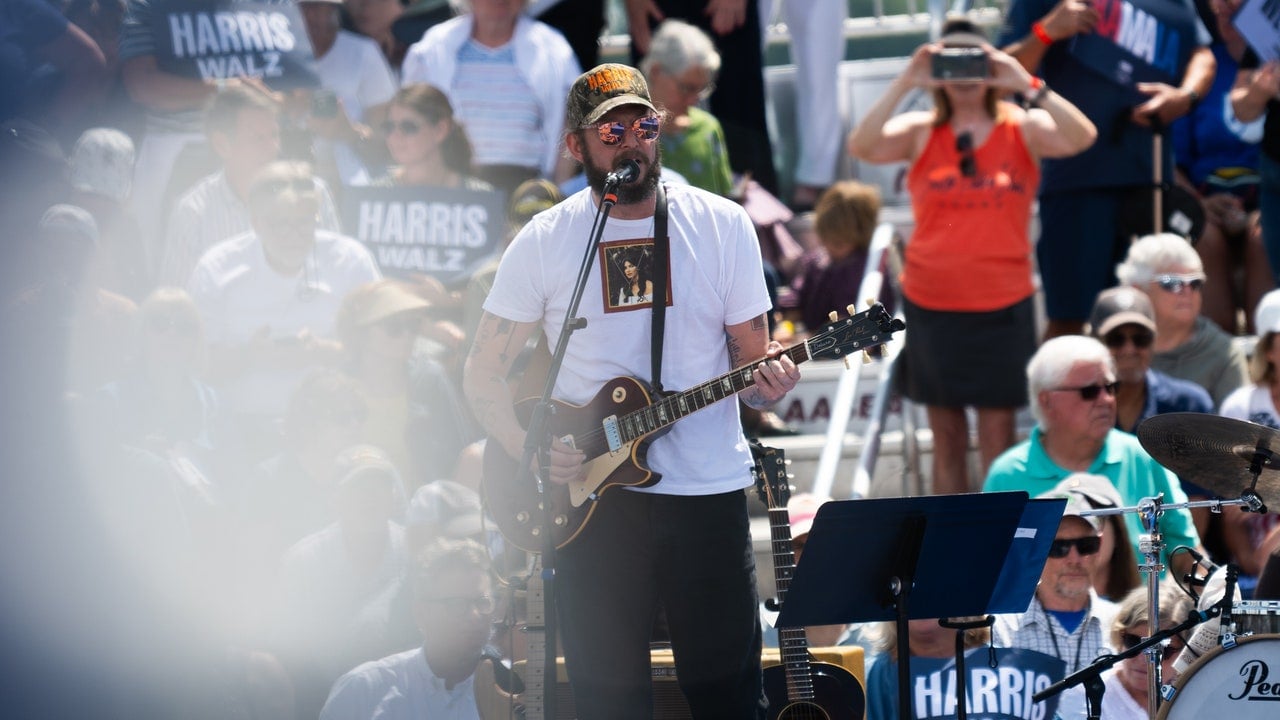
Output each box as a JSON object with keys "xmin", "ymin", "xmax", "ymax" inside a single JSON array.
[
  {"xmin": 1103, "ymin": 329, "xmax": 1154, "ymax": 349},
  {"xmin": 1047, "ymin": 535, "xmax": 1102, "ymax": 558},
  {"xmin": 1052, "ymin": 382, "xmax": 1119, "ymax": 401},
  {"xmin": 1121, "ymin": 632, "xmax": 1184, "ymax": 659},
  {"xmin": 381, "ymin": 119, "xmax": 423, "ymax": 136},
  {"xmin": 376, "ymin": 314, "xmax": 420, "ymax": 337},
  {"xmin": 956, "ymin": 131, "xmax": 976, "ymax": 178},
  {"xmin": 588, "ymin": 115, "xmax": 661, "ymax": 146},
  {"xmin": 1153, "ymin": 274, "xmax": 1205, "ymax": 293}
]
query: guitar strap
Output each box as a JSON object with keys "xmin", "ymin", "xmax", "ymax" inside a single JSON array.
[{"xmin": 650, "ymin": 182, "xmax": 668, "ymax": 395}]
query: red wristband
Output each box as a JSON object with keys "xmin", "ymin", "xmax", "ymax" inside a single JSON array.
[
  {"xmin": 1028, "ymin": 76, "xmax": 1045, "ymax": 91},
  {"xmin": 1032, "ymin": 21, "xmax": 1054, "ymax": 45}
]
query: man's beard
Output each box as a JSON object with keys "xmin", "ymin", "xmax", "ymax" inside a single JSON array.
[{"xmin": 583, "ymin": 148, "xmax": 663, "ymax": 205}]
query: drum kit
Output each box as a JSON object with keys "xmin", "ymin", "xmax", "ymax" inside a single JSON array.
[{"xmin": 1054, "ymin": 413, "xmax": 1280, "ymax": 719}]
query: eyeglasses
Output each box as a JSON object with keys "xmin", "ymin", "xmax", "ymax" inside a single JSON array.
[
  {"xmin": 419, "ymin": 594, "xmax": 496, "ymax": 615},
  {"xmin": 1047, "ymin": 535, "xmax": 1102, "ymax": 558},
  {"xmin": 1103, "ymin": 329, "xmax": 1154, "ymax": 349},
  {"xmin": 1153, "ymin": 274, "xmax": 1205, "ymax": 293},
  {"xmin": 674, "ymin": 77, "xmax": 715, "ymax": 100},
  {"xmin": 956, "ymin": 131, "xmax": 976, "ymax": 178},
  {"xmin": 1121, "ymin": 632, "xmax": 1185, "ymax": 660},
  {"xmin": 381, "ymin": 119, "xmax": 423, "ymax": 136},
  {"xmin": 588, "ymin": 115, "xmax": 661, "ymax": 146},
  {"xmin": 1051, "ymin": 382, "xmax": 1119, "ymax": 401}
]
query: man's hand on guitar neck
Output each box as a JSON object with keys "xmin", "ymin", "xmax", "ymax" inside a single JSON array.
[
  {"xmin": 547, "ymin": 435, "xmax": 586, "ymax": 486},
  {"xmin": 741, "ymin": 339, "xmax": 801, "ymax": 410}
]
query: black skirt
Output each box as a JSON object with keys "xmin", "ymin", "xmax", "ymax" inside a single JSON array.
[{"xmin": 897, "ymin": 295, "xmax": 1037, "ymax": 408}]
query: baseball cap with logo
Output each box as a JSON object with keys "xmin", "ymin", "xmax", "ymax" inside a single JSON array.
[
  {"xmin": 1089, "ymin": 286, "xmax": 1157, "ymax": 338},
  {"xmin": 566, "ymin": 64, "xmax": 658, "ymax": 130}
]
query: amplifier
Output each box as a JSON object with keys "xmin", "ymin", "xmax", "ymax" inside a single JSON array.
[{"xmin": 502, "ymin": 646, "xmax": 865, "ymax": 720}]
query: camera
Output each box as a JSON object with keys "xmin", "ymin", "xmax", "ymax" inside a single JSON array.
[
  {"xmin": 311, "ymin": 89, "xmax": 339, "ymax": 119},
  {"xmin": 931, "ymin": 48, "xmax": 989, "ymax": 81}
]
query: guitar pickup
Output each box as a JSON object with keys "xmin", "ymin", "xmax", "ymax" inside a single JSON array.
[{"xmin": 602, "ymin": 415, "xmax": 623, "ymax": 453}]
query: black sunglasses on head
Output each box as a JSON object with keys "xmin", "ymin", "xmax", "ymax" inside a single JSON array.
[
  {"xmin": 1047, "ymin": 535, "xmax": 1101, "ymax": 558},
  {"xmin": 956, "ymin": 131, "xmax": 976, "ymax": 178}
]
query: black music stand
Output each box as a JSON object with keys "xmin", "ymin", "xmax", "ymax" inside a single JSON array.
[{"xmin": 777, "ymin": 492, "xmax": 1062, "ymax": 720}]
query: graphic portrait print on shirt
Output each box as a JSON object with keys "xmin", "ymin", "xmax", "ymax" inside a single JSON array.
[{"xmin": 599, "ymin": 238, "xmax": 671, "ymax": 313}]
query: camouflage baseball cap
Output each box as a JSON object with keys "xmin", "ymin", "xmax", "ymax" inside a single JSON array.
[{"xmin": 566, "ymin": 63, "xmax": 658, "ymax": 130}]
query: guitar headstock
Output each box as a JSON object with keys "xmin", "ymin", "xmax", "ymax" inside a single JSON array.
[
  {"xmin": 750, "ymin": 441, "xmax": 791, "ymax": 511},
  {"xmin": 806, "ymin": 302, "xmax": 904, "ymax": 364}
]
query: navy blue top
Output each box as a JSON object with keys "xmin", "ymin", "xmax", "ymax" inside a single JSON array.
[{"xmin": 998, "ymin": 0, "xmax": 1210, "ymax": 193}]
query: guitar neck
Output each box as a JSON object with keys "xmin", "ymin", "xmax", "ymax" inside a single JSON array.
[
  {"xmin": 769, "ymin": 506, "xmax": 818, "ymax": 702},
  {"xmin": 523, "ymin": 572, "xmax": 547, "ymax": 720},
  {"xmin": 615, "ymin": 342, "xmax": 813, "ymax": 444}
]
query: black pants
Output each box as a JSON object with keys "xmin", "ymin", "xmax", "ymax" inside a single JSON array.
[
  {"xmin": 635, "ymin": 0, "xmax": 778, "ymax": 194},
  {"xmin": 556, "ymin": 488, "xmax": 766, "ymax": 719}
]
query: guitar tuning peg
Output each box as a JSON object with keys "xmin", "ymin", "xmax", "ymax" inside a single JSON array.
[
  {"xmin": 828, "ymin": 310, "xmax": 838, "ymax": 323},
  {"xmin": 842, "ymin": 356, "xmax": 851, "ymax": 370},
  {"xmin": 847, "ymin": 304, "xmax": 857, "ymax": 316},
  {"xmin": 865, "ymin": 298, "xmax": 876, "ymax": 308},
  {"xmin": 863, "ymin": 350, "xmax": 873, "ymax": 364}
]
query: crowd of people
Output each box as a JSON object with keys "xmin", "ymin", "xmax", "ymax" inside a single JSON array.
[{"xmin": 2, "ymin": 0, "xmax": 1280, "ymax": 717}]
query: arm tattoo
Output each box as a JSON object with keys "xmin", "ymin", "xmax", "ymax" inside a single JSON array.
[
  {"xmin": 750, "ymin": 314, "xmax": 766, "ymax": 332},
  {"xmin": 726, "ymin": 333, "xmax": 746, "ymax": 368},
  {"xmin": 742, "ymin": 388, "xmax": 770, "ymax": 410}
]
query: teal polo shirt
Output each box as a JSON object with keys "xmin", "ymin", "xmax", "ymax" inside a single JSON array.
[{"xmin": 983, "ymin": 427, "xmax": 1200, "ymax": 573}]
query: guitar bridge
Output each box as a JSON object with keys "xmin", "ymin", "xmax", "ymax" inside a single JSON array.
[{"xmin": 602, "ymin": 415, "xmax": 623, "ymax": 453}]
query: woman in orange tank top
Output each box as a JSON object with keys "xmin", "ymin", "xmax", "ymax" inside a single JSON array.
[{"xmin": 848, "ymin": 16, "xmax": 1097, "ymax": 494}]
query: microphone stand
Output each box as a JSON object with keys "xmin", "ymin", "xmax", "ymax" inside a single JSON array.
[
  {"xmin": 1031, "ymin": 605, "xmax": 1221, "ymax": 720},
  {"xmin": 518, "ymin": 176, "xmax": 627, "ymax": 720}
]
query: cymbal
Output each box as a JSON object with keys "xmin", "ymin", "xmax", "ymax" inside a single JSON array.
[{"xmin": 1136, "ymin": 413, "xmax": 1280, "ymax": 505}]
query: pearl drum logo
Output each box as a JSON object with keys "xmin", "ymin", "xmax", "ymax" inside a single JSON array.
[{"xmin": 1229, "ymin": 659, "xmax": 1280, "ymax": 702}]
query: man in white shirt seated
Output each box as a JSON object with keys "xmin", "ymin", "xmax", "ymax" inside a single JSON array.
[
  {"xmin": 159, "ymin": 86, "xmax": 344, "ymax": 285},
  {"xmin": 320, "ymin": 538, "xmax": 495, "ymax": 720},
  {"xmin": 186, "ymin": 161, "xmax": 380, "ymax": 455}
]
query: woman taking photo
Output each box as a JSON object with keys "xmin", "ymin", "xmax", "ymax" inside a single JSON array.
[
  {"xmin": 375, "ymin": 83, "xmax": 493, "ymax": 192},
  {"xmin": 848, "ymin": 17, "xmax": 1096, "ymax": 494}
]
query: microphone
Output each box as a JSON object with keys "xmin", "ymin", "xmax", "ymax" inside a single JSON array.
[
  {"xmin": 1183, "ymin": 548, "xmax": 1219, "ymax": 589},
  {"xmin": 605, "ymin": 160, "xmax": 641, "ymax": 186},
  {"xmin": 1172, "ymin": 563, "xmax": 1242, "ymax": 674},
  {"xmin": 1220, "ymin": 564, "xmax": 1239, "ymax": 649}
]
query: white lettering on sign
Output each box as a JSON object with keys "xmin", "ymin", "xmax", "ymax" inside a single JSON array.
[
  {"xmin": 169, "ymin": 11, "xmax": 296, "ymax": 59},
  {"xmin": 356, "ymin": 201, "xmax": 489, "ymax": 248}
]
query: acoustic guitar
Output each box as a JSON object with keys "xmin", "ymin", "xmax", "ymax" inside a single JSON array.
[
  {"xmin": 752, "ymin": 443, "xmax": 865, "ymax": 720},
  {"xmin": 483, "ymin": 303, "xmax": 904, "ymax": 552}
]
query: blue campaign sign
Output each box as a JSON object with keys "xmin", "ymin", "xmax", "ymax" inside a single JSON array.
[
  {"xmin": 868, "ymin": 647, "xmax": 1067, "ymax": 720},
  {"xmin": 342, "ymin": 185, "xmax": 507, "ymax": 285},
  {"xmin": 150, "ymin": 0, "xmax": 318, "ymax": 89},
  {"xmin": 1065, "ymin": 0, "xmax": 1203, "ymax": 99}
]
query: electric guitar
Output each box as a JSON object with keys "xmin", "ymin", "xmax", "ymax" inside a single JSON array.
[
  {"xmin": 474, "ymin": 560, "xmax": 547, "ymax": 720},
  {"xmin": 752, "ymin": 443, "xmax": 865, "ymax": 720},
  {"xmin": 481, "ymin": 303, "xmax": 903, "ymax": 552}
]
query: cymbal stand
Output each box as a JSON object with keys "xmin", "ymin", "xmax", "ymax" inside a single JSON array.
[
  {"xmin": 1135, "ymin": 495, "xmax": 1165, "ymax": 720},
  {"xmin": 1243, "ymin": 447, "xmax": 1273, "ymax": 514}
]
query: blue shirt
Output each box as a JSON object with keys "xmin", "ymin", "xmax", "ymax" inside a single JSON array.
[
  {"xmin": 983, "ymin": 427, "xmax": 1200, "ymax": 571},
  {"xmin": 1117, "ymin": 368, "xmax": 1213, "ymax": 434},
  {"xmin": 997, "ymin": 0, "xmax": 1210, "ymax": 193}
]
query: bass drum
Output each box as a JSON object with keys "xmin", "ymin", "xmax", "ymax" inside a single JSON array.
[{"xmin": 1158, "ymin": 635, "xmax": 1280, "ymax": 719}]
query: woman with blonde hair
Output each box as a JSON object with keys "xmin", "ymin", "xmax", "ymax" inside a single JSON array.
[{"xmin": 848, "ymin": 16, "xmax": 1096, "ymax": 494}]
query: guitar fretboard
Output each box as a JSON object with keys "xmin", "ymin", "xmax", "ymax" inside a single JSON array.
[
  {"xmin": 769, "ymin": 506, "xmax": 817, "ymax": 701},
  {"xmin": 614, "ymin": 343, "xmax": 815, "ymax": 443}
]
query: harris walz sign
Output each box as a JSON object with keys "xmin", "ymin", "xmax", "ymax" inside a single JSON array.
[
  {"xmin": 150, "ymin": 0, "xmax": 318, "ymax": 89},
  {"xmin": 342, "ymin": 186, "xmax": 506, "ymax": 285}
]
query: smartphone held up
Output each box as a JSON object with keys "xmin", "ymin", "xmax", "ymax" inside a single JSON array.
[{"xmin": 932, "ymin": 48, "xmax": 989, "ymax": 82}]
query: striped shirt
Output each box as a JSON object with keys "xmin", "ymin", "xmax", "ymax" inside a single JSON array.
[
  {"xmin": 451, "ymin": 40, "xmax": 543, "ymax": 169},
  {"xmin": 158, "ymin": 171, "xmax": 343, "ymax": 286}
]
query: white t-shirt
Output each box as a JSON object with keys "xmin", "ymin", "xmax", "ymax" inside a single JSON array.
[
  {"xmin": 320, "ymin": 647, "xmax": 479, "ymax": 720},
  {"xmin": 1219, "ymin": 384, "xmax": 1280, "ymax": 429},
  {"xmin": 187, "ymin": 229, "xmax": 381, "ymax": 416},
  {"xmin": 483, "ymin": 183, "xmax": 772, "ymax": 495}
]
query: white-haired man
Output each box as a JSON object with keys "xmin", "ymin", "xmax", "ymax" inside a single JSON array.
[{"xmin": 983, "ymin": 335, "xmax": 1200, "ymax": 578}]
